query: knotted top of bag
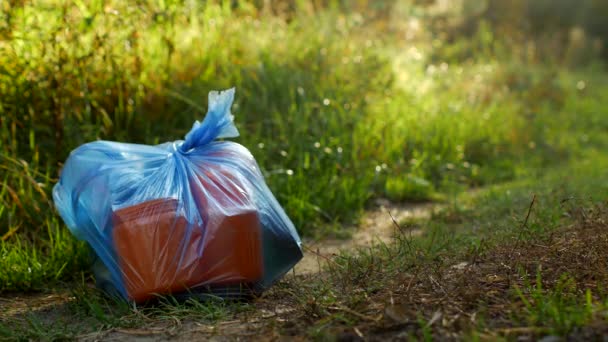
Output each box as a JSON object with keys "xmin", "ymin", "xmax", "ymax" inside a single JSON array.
[{"xmin": 179, "ymin": 88, "xmax": 239, "ymax": 153}]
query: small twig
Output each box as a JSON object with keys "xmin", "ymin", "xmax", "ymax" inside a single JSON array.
[
  {"xmin": 426, "ymin": 310, "xmax": 442, "ymax": 328},
  {"xmin": 513, "ymin": 194, "xmax": 537, "ymax": 251},
  {"xmin": 489, "ymin": 326, "xmax": 549, "ymax": 335},
  {"xmin": 302, "ymin": 245, "xmax": 344, "ymax": 269},
  {"xmin": 354, "ymin": 327, "xmax": 364, "ymax": 338},
  {"xmin": 388, "ymin": 210, "xmax": 403, "ymax": 235},
  {"xmin": 328, "ymin": 305, "xmax": 381, "ymax": 322},
  {"xmin": 1, "ymin": 224, "xmax": 20, "ymax": 241},
  {"xmin": 113, "ymin": 328, "xmax": 166, "ymax": 336},
  {"xmin": 405, "ymin": 267, "xmax": 422, "ymax": 297},
  {"xmin": 521, "ymin": 194, "xmax": 537, "ymax": 231},
  {"xmin": 316, "ymin": 247, "xmax": 322, "ymax": 275},
  {"xmin": 560, "ymin": 196, "xmax": 575, "ymax": 205},
  {"xmin": 389, "ymin": 211, "xmax": 413, "ymax": 253},
  {"xmin": 429, "ymin": 275, "xmax": 449, "ymax": 299}
]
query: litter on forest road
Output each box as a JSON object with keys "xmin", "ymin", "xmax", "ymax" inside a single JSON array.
[{"xmin": 53, "ymin": 88, "xmax": 303, "ymax": 303}]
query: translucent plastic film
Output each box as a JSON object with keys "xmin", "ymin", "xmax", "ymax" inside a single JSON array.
[{"xmin": 53, "ymin": 88, "xmax": 303, "ymax": 302}]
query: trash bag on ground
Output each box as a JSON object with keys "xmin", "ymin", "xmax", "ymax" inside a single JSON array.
[{"xmin": 53, "ymin": 88, "xmax": 303, "ymax": 303}]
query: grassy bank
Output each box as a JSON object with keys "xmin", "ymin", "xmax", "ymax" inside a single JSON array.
[
  {"xmin": 2, "ymin": 141, "xmax": 607, "ymax": 340},
  {"xmin": 0, "ymin": 0, "xmax": 607, "ymax": 312}
]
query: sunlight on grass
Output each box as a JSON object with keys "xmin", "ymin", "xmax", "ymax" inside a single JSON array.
[
  {"xmin": 514, "ymin": 271, "xmax": 603, "ymax": 336},
  {"xmin": 1, "ymin": 0, "xmax": 608, "ymax": 339}
]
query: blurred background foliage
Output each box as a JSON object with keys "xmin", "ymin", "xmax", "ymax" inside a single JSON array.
[{"xmin": 0, "ymin": 0, "xmax": 606, "ymax": 290}]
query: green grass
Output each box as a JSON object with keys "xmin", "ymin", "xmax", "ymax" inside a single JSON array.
[
  {"xmin": 1, "ymin": 136, "xmax": 607, "ymax": 340},
  {"xmin": 0, "ymin": 0, "xmax": 575, "ymax": 291},
  {"xmin": 0, "ymin": 222, "xmax": 88, "ymax": 291},
  {"xmin": 0, "ymin": 1, "xmax": 608, "ymax": 338},
  {"xmin": 0, "ymin": 283, "xmax": 245, "ymax": 340},
  {"xmin": 2, "ymin": 1, "xmax": 593, "ymax": 239},
  {"xmin": 330, "ymin": 154, "xmax": 608, "ymax": 339},
  {"xmin": 513, "ymin": 271, "xmax": 601, "ymax": 336}
]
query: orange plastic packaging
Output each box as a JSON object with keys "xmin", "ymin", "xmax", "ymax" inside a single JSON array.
[
  {"xmin": 112, "ymin": 167, "xmax": 263, "ymax": 302},
  {"xmin": 189, "ymin": 166, "xmax": 263, "ymax": 286},
  {"xmin": 112, "ymin": 199, "xmax": 204, "ymax": 302}
]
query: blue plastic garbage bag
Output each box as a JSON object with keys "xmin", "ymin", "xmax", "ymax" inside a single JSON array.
[{"xmin": 53, "ymin": 88, "xmax": 303, "ymax": 302}]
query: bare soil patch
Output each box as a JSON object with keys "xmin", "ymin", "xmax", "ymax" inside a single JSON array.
[{"xmin": 294, "ymin": 199, "xmax": 435, "ymax": 275}]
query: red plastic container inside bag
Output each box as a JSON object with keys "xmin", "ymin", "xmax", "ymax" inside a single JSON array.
[
  {"xmin": 53, "ymin": 89, "xmax": 303, "ymax": 303},
  {"xmin": 112, "ymin": 166, "xmax": 263, "ymax": 302},
  {"xmin": 189, "ymin": 166, "xmax": 263, "ymax": 285},
  {"xmin": 112, "ymin": 199, "xmax": 204, "ymax": 302}
]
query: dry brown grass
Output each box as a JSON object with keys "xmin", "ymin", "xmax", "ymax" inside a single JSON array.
[{"xmin": 253, "ymin": 202, "xmax": 608, "ymax": 341}]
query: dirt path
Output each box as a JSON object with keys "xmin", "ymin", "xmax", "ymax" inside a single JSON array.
[{"xmin": 293, "ymin": 199, "xmax": 435, "ymax": 275}]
